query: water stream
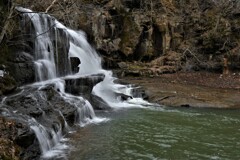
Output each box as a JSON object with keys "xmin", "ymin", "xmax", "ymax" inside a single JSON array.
[
  {"xmin": 1, "ymin": 7, "xmax": 239, "ymax": 160},
  {"xmin": 69, "ymin": 107, "xmax": 240, "ymax": 160},
  {"xmin": 2, "ymin": 7, "xmax": 154, "ymax": 159}
]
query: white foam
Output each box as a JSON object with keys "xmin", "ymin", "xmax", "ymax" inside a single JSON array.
[{"xmin": 0, "ymin": 70, "xmax": 4, "ymax": 77}]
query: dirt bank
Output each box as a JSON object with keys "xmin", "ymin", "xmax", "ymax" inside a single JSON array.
[{"xmin": 122, "ymin": 72, "xmax": 240, "ymax": 109}]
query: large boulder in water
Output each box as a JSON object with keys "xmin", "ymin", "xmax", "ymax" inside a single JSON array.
[{"xmin": 90, "ymin": 94, "xmax": 112, "ymax": 110}]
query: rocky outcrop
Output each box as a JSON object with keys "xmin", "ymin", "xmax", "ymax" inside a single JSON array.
[
  {"xmin": 0, "ymin": 74, "xmax": 17, "ymax": 96},
  {"xmin": 0, "ymin": 116, "xmax": 40, "ymax": 160},
  {"xmin": 7, "ymin": 51, "xmax": 35, "ymax": 85},
  {"xmin": 64, "ymin": 74, "xmax": 113, "ymax": 110},
  {"xmin": 5, "ymin": 0, "xmax": 238, "ymax": 76},
  {"xmin": 0, "ymin": 82, "xmax": 96, "ymax": 159},
  {"xmin": 64, "ymin": 74, "xmax": 105, "ymax": 97},
  {"xmin": 0, "ymin": 69, "xmax": 111, "ymax": 159},
  {"xmin": 115, "ymin": 51, "xmax": 182, "ymax": 77},
  {"xmin": 1, "ymin": 0, "xmax": 240, "ymax": 86},
  {"xmin": 90, "ymin": 94, "xmax": 111, "ymax": 110}
]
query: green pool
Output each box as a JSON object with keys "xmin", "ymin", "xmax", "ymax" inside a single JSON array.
[{"xmin": 68, "ymin": 107, "xmax": 240, "ymax": 160}]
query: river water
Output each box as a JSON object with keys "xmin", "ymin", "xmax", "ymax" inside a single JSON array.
[{"xmin": 68, "ymin": 107, "xmax": 240, "ymax": 160}]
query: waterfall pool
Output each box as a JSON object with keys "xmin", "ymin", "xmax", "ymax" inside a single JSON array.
[
  {"xmin": 5, "ymin": 7, "xmax": 238, "ymax": 160},
  {"xmin": 68, "ymin": 107, "xmax": 240, "ymax": 160}
]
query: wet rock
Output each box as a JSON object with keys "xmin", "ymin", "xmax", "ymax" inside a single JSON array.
[
  {"xmin": 70, "ymin": 57, "xmax": 81, "ymax": 74},
  {"xmin": 0, "ymin": 116, "xmax": 40, "ymax": 160},
  {"xmin": 115, "ymin": 93, "xmax": 132, "ymax": 101},
  {"xmin": 131, "ymin": 87, "xmax": 149, "ymax": 100},
  {"xmin": 64, "ymin": 74, "xmax": 105, "ymax": 97},
  {"xmin": 40, "ymin": 85, "xmax": 78, "ymax": 126},
  {"xmin": 54, "ymin": 28, "xmax": 71, "ymax": 77},
  {"xmin": 40, "ymin": 85, "xmax": 81, "ymax": 126},
  {"xmin": 14, "ymin": 129, "xmax": 36, "ymax": 149},
  {"xmin": 0, "ymin": 74, "xmax": 17, "ymax": 96},
  {"xmin": 7, "ymin": 51, "xmax": 35, "ymax": 85},
  {"xmin": 2, "ymin": 86, "xmax": 77, "ymax": 144},
  {"xmin": 0, "ymin": 81, "xmax": 97, "ymax": 159},
  {"xmin": 90, "ymin": 94, "xmax": 112, "ymax": 110}
]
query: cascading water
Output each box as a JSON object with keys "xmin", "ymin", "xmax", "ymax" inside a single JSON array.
[
  {"xmin": 30, "ymin": 12, "xmax": 57, "ymax": 81},
  {"xmin": 0, "ymin": 7, "xmax": 154, "ymax": 159}
]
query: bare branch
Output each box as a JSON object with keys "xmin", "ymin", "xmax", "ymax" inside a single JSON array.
[{"xmin": 45, "ymin": 0, "xmax": 58, "ymax": 13}]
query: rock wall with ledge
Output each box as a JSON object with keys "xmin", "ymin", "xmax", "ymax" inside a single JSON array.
[
  {"xmin": 9, "ymin": 0, "xmax": 240, "ymax": 74},
  {"xmin": 1, "ymin": 0, "xmax": 240, "ymax": 92}
]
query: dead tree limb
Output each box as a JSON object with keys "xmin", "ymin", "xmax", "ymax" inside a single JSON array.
[
  {"xmin": 45, "ymin": 0, "xmax": 58, "ymax": 13},
  {"xmin": 183, "ymin": 48, "xmax": 202, "ymax": 64}
]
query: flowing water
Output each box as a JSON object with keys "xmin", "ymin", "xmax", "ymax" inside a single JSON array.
[
  {"xmin": 4, "ymin": 7, "xmax": 154, "ymax": 159},
  {"xmin": 69, "ymin": 107, "xmax": 240, "ymax": 160},
  {"xmin": 4, "ymin": 7, "xmax": 238, "ymax": 160}
]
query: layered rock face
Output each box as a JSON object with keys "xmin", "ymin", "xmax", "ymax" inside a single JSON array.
[
  {"xmin": 9, "ymin": 0, "xmax": 240, "ymax": 73},
  {"xmin": 0, "ymin": 74, "xmax": 107, "ymax": 159},
  {"xmin": 1, "ymin": 0, "xmax": 240, "ymax": 88},
  {"xmin": 0, "ymin": 1, "xmax": 239, "ymax": 159}
]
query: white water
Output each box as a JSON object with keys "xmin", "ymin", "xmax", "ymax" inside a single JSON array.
[
  {"xmin": 15, "ymin": 6, "xmax": 154, "ymax": 159},
  {"xmin": 0, "ymin": 70, "xmax": 4, "ymax": 77},
  {"xmin": 30, "ymin": 13, "xmax": 57, "ymax": 81}
]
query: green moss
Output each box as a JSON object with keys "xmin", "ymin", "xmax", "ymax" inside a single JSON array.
[{"xmin": 128, "ymin": 64, "xmax": 145, "ymax": 70}]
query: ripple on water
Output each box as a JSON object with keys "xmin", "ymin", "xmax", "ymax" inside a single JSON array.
[{"xmin": 69, "ymin": 108, "xmax": 240, "ymax": 160}]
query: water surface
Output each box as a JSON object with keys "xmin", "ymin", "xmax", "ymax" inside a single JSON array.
[{"xmin": 68, "ymin": 107, "xmax": 240, "ymax": 160}]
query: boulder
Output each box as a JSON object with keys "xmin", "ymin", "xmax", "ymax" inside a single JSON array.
[
  {"xmin": 0, "ymin": 83, "xmax": 94, "ymax": 159},
  {"xmin": 90, "ymin": 94, "xmax": 112, "ymax": 110},
  {"xmin": 0, "ymin": 116, "xmax": 40, "ymax": 160},
  {"xmin": 130, "ymin": 87, "xmax": 149, "ymax": 100},
  {"xmin": 7, "ymin": 52, "xmax": 35, "ymax": 85},
  {"xmin": 64, "ymin": 74, "xmax": 105, "ymax": 97},
  {"xmin": 0, "ymin": 74, "xmax": 17, "ymax": 96}
]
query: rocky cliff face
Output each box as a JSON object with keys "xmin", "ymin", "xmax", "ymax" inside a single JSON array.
[
  {"xmin": 4, "ymin": 0, "xmax": 238, "ymax": 75},
  {"xmin": 1, "ymin": 0, "xmax": 240, "ymax": 87},
  {"xmin": 0, "ymin": 1, "xmax": 240, "ymax": 159},
  {"xmin": 0, "ymin": 0, "xmax": 240, "ymax": 84}
]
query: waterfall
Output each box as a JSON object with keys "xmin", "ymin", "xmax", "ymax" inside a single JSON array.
[{"xmin": 5, "ymin": 7, "xmax": 153, "ymax": 159}]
